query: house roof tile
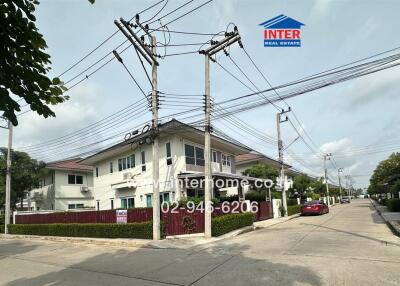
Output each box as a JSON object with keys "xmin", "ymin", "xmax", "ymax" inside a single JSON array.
[{"xmin": 46, "ymin": 158, "xmax": 93, "ymax": 172}]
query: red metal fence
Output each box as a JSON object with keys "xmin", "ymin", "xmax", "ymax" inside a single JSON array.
[
  {"xmin": 15, "ymin": 202, "xmax": 272, "ymax": 236},
  {"xmin": 161, "ymin": 208, "xmax": 205, "ymax": 236},
  {"xmin": 15, "ymin": 208, "xmax": 152, "ymax": 224},
  {"xmin": 256, "ymin": 201, "xmax": 272, "ymax": 221}
]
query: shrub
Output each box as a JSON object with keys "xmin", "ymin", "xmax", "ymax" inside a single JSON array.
[
  {"xmin": 287, "ymin": 205, "xmax": 301, "ymax": 216},
  {"xmin": 386, "ymin": 199, "xmax": 400, "ymax": 212},
  {"xmin": 287, "ymin": 198, "xmax": 298, "ymax": 206},
  {"xmin": 211, "ymin": 212, "xmax": 254, "ymax": 237},
  {"xmin": 310, "ymin": 193, "xmax": 320, "ymax": 201},
  {"xmin": 8, "ymin": 221, "xmax": 158, "ymax": 239}
]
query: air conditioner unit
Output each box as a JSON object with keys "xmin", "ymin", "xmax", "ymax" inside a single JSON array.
[
  {"xmin": 80, "ymin": 186, "xmax": 90, "ymax": 192},
  {"xmin": 123, "ymin": 172, "xmax": 133, "ymax": 180},
  {"xmin": 129, "ymin": 181, "xmax": 138, "ymax": 189}
]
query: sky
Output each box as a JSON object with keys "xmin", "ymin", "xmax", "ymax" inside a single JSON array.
[{"xmin": 2, "ymin": 0, "xmax": 400, "ymax": 189}]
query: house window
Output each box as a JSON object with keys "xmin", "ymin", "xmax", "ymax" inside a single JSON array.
[
  {"xmin": 130, "ymin": 154, "xmax": 135, "ymax": 168},
  {"xmin": 110, "ymin": 199, "xmax": 114, "ymax": 210},
  {"xmin": 96, "ymin": 200, "xmax": 100, "ymax": 211},
  {"xmin": 68, "ymin": 204, "xmax": 84, "ymax": 210},
  {"xmin": 141, "ymin": 151, "xmax": 146, "ymax": 171},
  {"xmin": 222, "ymin": 154, "xmax": 231, "ymax": 167},
  {"xmin": 76, "ymin": 175, "xmax": 83, "ymax": 184},
  {"xmin": 195, "ymin": 147, "xmax": 204, "ymax": 166},
  {"xmin": 185, "ymin": 144, "xmax": 195, "ymax": 165},
  {"xmin": 146, "ymin": 194, "xmax": 152, "ymax": 207},
  {"xmin": 166, "ymin": 142, "xmax": 172, "ymax": 165},
  {"xmin": 185, "ymin": 144, "xmax": 204, "ymax": 166},
  {"xmin": 212, "ymin": 151, "xmax": 217, "ymax": 163},
  {"xmin": 118, "ymin": 155, "xmax": 135, "ymax": 171},
  {"xmin": 123, "ymin": 158, "xmax": 127, "ymax": 170},
  {"xmin": 96, "ymin": 167, "xmax": 99, "ymax": 177},
  {"xmin": 110, "ymin": 162, "xmax": 113, "ymax": 173},
  {"xmin": 121, "ymin": 197, "xmax": 135, "ymax": 209},
  {"xmin": 159, "ymin": 192, "xmax": 170, "ymax": 204},
  {"xmin": 68, "ymin": 175, "xmax": 83, "ymax": 185},
  {"xmin": 68, "ymin": 175, "xmax": 75, "ymax": 184}
]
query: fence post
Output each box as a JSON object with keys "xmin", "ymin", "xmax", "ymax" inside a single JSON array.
[{"xmin": 12, "ymin": 211, "xmax": 16, "ymax": 224}]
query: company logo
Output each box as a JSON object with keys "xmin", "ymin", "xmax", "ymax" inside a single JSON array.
[{"xmin": 259, "ymin": 14, "xmax": 305, "ymax": 47}]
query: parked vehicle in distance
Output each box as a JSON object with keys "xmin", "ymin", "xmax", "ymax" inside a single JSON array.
[
  {"xmin": 340, "ymin": 196, "xmax": 351, "ymax": 204},
  {"xmin": 300, "ymin": 201, "xmax": 329, "ymax": 216}
]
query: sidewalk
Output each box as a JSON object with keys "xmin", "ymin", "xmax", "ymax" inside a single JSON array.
[
  {"xmin": 371, "ymin": 199, "xmax": 400, "ymax": 237},
  {"xmin": 254, "ymin": 213, "xmax": 300, "ymax": 228},
  {"xmin": 0, "ymin": 214, "xmax": 300, "ymax": 250},
  {"xmin": 0, "ymin": 233, "xmax": 151, "ymax": 248}
]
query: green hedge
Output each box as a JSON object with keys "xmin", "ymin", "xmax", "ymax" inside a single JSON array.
[
  {"xmin": 386, "ymin": 199, "xmax": 400, "ymax": 212},
  {"xmin": 287, "ymin": 205, "xmax": 301, "ymax": 216},
  {"xmin": 287, "ymin": 198, "xmax": 298, "ymax": 206},
  {"xmin": 211, "ymin": 213, "xmax": 254, "ymax": 237},
  {"xmin": 8, "ymin": 221, "xmax": 156, "ymax": 239}
]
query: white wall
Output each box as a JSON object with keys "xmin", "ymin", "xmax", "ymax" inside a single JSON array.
[
  {"xmin": 92, "ymin": 134, "xmax": 237, "ymax": 210},
  {"xmin": 29, "ymin": 185, "xmax": 55, "ymax": 210},
  {"xmin": 93, "ymin": 135, "xmax": 183, "ymax": 210},
  {"xmin": 29, "ymin": 169, "xmax": 94, "ymax": 211}
]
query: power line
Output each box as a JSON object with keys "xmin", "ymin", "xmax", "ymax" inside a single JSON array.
[
  {"xmin": 57, "ymin": 0, "xmax": 168, "ymax": 78},
  {"xmin": 63, "ymin": 0, "xmax": 214, "ymax": 92}
]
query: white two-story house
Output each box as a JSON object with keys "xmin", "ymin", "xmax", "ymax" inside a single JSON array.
[
  {"xmin": 80, "ymin": 119, "xmax": 259, "ymax": 210},
  {"xmin": 28, "ymin": 158, "xmax": 94, "ymax": 211}
]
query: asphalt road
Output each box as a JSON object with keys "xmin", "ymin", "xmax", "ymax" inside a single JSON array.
[{"xmin": 1, "ymin": 199, "xmax": 400, "ymax": 286}]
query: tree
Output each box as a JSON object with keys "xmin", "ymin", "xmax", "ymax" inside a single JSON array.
[
  {"xmin": 291, "ymin": 174, "xmax": 312, "ymax": 197},
  {"xmin": 0, "ymin": 148, "xmax": 45, "ymax": 210},
  {"xmin": 243, "ymin": 164, "xmax": 279, "ymax": 181},
  {"xmin": 310, "ymin": 177, "xmax": 325, "ymax": 195},
  {"xmin": 0, "ymin": 0, "xmax": 68, "ymax": 126},
  {"xmin": 243, "ymin": 164, "xmax": 280, "ymax": 195},
  {"xmin": 369, "ymin": 152, "xmax": 400, "ymax": 195},
  {"xmin": 390, "ymin": 180, "xmax": 400, "ymax": 196}
]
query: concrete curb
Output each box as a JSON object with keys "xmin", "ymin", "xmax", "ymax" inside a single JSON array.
[
  {"xmin": 254, "ymin": 213, "xmax": 300, "ymax": 229},
  {"xmin": 0, "ymin": 233, "xmax": 151, "ymax": 248},
  {"xmin": 148, "ymin": 225, "xmax": 255, "ymax": 249},
  {"xmin": 370, "ymin": 199, "xmax": 400, "ymax": 238}
]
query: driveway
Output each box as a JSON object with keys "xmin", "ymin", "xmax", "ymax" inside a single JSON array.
[{"xmin": 1, "ymin": 199, "xmax": 400, "ymax": 285}]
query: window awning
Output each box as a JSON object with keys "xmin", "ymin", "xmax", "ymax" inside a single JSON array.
[{"xmin": 111, "ymin": 180, "xmax": 138, "ymax": 190}]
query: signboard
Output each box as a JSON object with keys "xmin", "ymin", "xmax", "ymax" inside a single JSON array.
[
  {"xmin": 259, "ymin": 14, "xmax": 305, "ymax": 47},
  {"xmin": 116, "ymin": 210, "xmax": 128, "ymax": 224}
]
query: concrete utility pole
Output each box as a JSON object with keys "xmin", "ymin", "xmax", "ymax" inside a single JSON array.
[
  {"xmin": 338, "ymin": 168, "xmax": 343, "ymax": 200},
  {"xmin": 1, "ymin": 119, "xmax": 13, "ymax": 234},
  {"xmin": 204, "ymin": 53, "xmax": 212, "ymax": 238},
  {"xmin": 324, "ymin": 153, "xmax": 332, "ymax": 206},
  {"xmin": 115, "ymin": 16, "xmax": 160, "ymax": 240},
  {"xmin": 150, "ymin": 35, "xmax": 160, "ymax": 241},
  {"xmin": 276, "ymin": 108, "xmax": 290, "ymax": 217},
  {"xmin": 200, "ymin": 28, "xmax": 241, "ymax": 238}
]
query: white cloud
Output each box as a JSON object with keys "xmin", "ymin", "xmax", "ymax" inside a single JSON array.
[
  {"xmin": 11, "ymin": 82, "xmax": 101, "ymax": 148},
  {"xmin": 342, "ymin": 64, "xmax": 400, "ymax": 108}
]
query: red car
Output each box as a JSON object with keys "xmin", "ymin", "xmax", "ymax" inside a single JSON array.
[{"xmin": 300, "ymin": 201, "xmax": 329, "ymax": 216}]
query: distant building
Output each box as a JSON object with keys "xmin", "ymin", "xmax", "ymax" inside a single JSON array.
[{"xmin": 28, "ymin": 158, "xmax": 94, "ymax": 211}]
